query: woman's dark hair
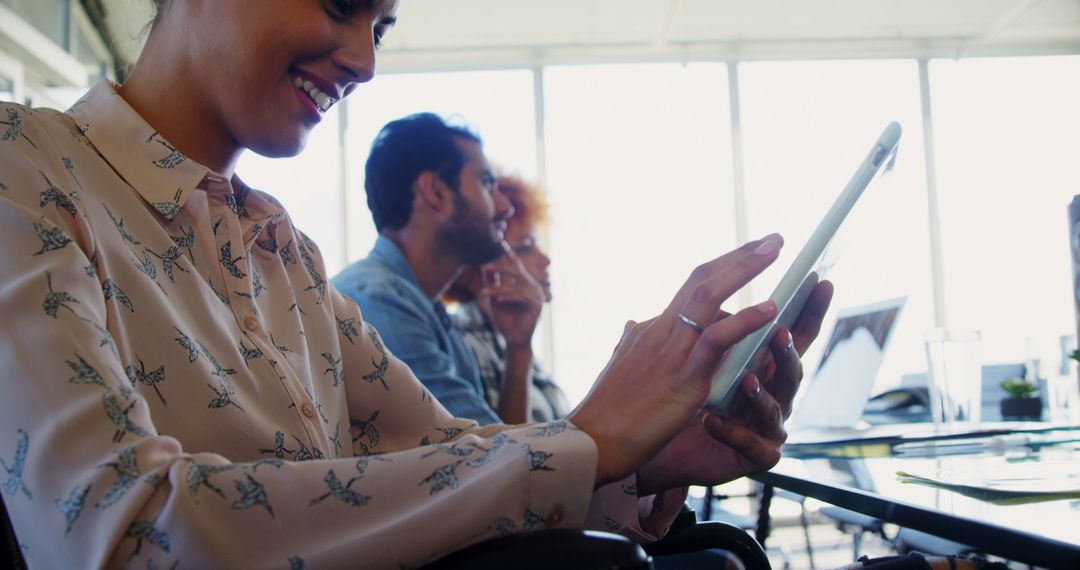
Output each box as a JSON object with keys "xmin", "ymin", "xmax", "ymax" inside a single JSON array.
[
  {"xmin": 149, "ymin": 0, "xmax": 169, "ymax": 30},
  {"xmin": 364, "ymin": 113, "xmax": 481, "ymax": 232}
]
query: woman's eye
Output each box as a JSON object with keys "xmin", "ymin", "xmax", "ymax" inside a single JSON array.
[{"xmin": 325, "ymin": 0, "xmax": 354, "ymax": 20}]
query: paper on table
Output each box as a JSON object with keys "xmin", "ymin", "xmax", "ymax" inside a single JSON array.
[{"xmin": 897, "ymin": 466, "xmax": 1080, "ymax": 505}]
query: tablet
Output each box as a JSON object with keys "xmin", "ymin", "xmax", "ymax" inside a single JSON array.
[{"xmin": 705, "ymin": 121, "xmax": 902, "ymax": 416}]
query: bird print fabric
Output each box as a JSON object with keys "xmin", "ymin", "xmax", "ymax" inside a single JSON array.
[{"xmin": 0, "ymin": 83, "xmax": 678, "ymax": 569}]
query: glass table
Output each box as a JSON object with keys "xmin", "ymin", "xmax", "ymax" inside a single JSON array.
[{"xmin": 751, "ymin": 424, "xmax": 1080, "ymax": 568}]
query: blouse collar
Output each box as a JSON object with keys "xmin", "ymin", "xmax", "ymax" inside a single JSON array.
[{"xmin": 66, "ymin": 81, "xmax": 217, "ymax": 221}]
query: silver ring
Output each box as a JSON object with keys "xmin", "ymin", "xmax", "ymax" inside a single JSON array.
[{"xmin": 677, "ymin": 312, "xmax": 706, "ymax": 334}]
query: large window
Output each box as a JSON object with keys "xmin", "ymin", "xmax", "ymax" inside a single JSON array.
[
  {"xmin": 333, "ymin": 58, "xmax": 1080, "ymax": 406},
  {"xmin": 929, "ymin": 56, "xmax": 1080, "ymax": 372},
  {"xmin": 0, "ymin": 50, "xmax": 20, "ymax": 103},
  {"xmin": 543, "ymin": 63, "xmax": 735, "ymax": 403},
  {"xmin": 9, "ymin": 25, "xmax": 1078, "ymax": 405},
  {"xmin": 0, "ymin": 0, "xmax": 65, "ymax": 46},
  {"xmin": 737, "ymin": 59, "xmax": 934, "ymax": 393},
  {"xmin": 0, "ymin": 0, "xmax": 114, "ymax": 108}
]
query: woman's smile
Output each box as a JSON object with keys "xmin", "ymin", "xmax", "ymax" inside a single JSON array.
[{"xmin": 293, "ymin": 75, "xmax": 338, "ymax": 113}]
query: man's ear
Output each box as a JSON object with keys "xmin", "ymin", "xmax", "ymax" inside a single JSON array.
[{"xmin": 414, "ymin": 171, "xmax": 453, "ymax": 217}]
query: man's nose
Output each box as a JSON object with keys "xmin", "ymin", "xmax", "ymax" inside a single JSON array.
[{"xmin": 493, "ymin": 189, "xmax": 514, "ymax": 221}]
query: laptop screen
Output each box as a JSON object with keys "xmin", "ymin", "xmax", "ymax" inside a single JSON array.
[{"xmin": 790, "ymin": 297, "xmax": 906, "ymax": 429}]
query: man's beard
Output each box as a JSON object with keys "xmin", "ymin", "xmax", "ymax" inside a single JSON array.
[{"xmin": 439, "ymin": 195, "xmax": 504, "ymax": 266}]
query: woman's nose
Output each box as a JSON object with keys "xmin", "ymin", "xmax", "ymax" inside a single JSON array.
[{"xmin": 333, "ymin": 23, "xmax": 377, "ymax": 85}]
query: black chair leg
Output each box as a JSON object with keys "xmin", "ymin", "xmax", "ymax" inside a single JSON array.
[
  {"xmin": 799, "ymin": 503, "xmax": 816, "ymax": 570},
  {"xmin": 703, "ymin": 486, "xmax": 715, "ymax": 521},
  {"xmin": 756, "ymin": 484, "xmax": 774, "ymax": 547}
]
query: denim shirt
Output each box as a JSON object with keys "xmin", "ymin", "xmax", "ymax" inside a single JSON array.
[{"xmin": 333, "ymin": 236, "xmax": 501, "ymax": 425}]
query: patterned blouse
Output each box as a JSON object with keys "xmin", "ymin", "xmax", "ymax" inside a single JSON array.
[
  {"xmin": 0, "ymin": 82, "xmax": 683, "ymax": 569},
  {"xmin": 452, "ymin": 302, "xmax": 571, "ymax": 422}
]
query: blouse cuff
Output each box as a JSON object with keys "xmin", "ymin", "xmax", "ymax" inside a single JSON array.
[
  {"xmin": 511, "ymin": 420, "xmax": 599, "ymax": 531},
  {"xmin": 584, "ymin": 473, "xmax": 689, "ymax": 543}
]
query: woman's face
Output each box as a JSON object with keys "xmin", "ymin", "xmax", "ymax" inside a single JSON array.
[
  {"xmin": 186, "ymin": 0, "xmax": 398, "ymax": 159},
  {"xmin": 504, "ymin": 221, "xmax": 552, "ymax": 302}
]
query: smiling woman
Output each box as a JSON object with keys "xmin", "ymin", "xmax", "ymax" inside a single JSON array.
[
  {"xmin": 0, "ymin": 0, "xmax": 832, "ymax": 568},
  {"xmin": 123, "ymin": 0, "xmax": 393, "ymax": 172}
]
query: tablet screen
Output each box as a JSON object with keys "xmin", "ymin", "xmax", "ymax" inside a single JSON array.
[{"xmin": 705, "ymin": 121, "xmax": 902, "ymax": 415}]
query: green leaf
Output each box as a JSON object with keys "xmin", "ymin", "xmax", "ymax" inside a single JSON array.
[{"xmin": 1000, "ymin": 377, "xmax": 1038, "ymax": 398}]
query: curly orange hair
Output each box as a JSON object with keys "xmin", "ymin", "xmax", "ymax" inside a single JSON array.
[{"xmin": 496, "ymin": 173, "xmax": 548, "ymax": 232}]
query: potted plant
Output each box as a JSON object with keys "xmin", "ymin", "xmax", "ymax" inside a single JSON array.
[{"xmin": 999, "ymin": 377, "xmax": 1041, "ymax": 420}]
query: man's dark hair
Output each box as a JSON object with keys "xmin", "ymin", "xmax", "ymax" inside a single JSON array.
[{"xmin": 364, "ymin": 113, "xmax": 482, "ymax": 232}]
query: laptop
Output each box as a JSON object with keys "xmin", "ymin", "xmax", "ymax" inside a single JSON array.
[{"xmin": 789, "ymin": 296, "xmax": 907, "ymax": 431}]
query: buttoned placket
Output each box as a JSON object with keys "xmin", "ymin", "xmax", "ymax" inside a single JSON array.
[
  {"xmin": 545, "ymin": 503, "xmax": 566, "ymax": 527},
  {"xmin": 200, "ymin": 174, "xmax": 329, "ymax": 451}
]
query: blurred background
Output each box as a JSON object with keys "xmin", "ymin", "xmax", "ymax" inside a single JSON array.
[
  {"xmin": 5, "ymin": 1, "xmax": 1080, "ymax": 566},
  {"xmin": 5, "ymin": 0, "xmax": 1079, "ymax": 407}
]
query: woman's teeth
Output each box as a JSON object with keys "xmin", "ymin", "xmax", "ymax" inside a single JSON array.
[{"xmin": 293, "ymin": 76, "xmax": 335, "ymax": 112}]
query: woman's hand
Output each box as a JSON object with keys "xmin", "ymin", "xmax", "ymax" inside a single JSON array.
[
  {"xmin": 480, "ymin": 242, "xmax": 545, "ymax": 349},
  {"xmin": 636, "ymin": 282, "xmax": 834, "ymax": 494},
  {"xmin": 567, "ymin": 234, "xmax": 789, "ymax": 486},
  {"xmin": 729, "ymin": 281, "xmax": 833, "ymax": 422}
]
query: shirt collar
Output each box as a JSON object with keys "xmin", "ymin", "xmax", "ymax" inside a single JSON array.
[
  {"xmin": 369, "ymin": 235, "xmax": 426, "ymax": 294},
  {"xmin": 66, "ymin": 80, "xmax": 214, "ymax": 221},
  {"xmin": 369, "ymin": 236, "xmax": 458, "ymax": 330}
]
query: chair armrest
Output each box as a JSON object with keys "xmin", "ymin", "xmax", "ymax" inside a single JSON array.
[
  {"xmin": 0, "ymin": 496, "xmax": 26, "ymax": 570},
  {"xmin": 645, "ymin": 521, "xmax": 772, "ymax": 570},
  {"xmin": 422, "ymin": 529, "xmax": 652, "ymax": 570}
]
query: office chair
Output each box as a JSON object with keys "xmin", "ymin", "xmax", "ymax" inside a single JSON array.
[
  {"xmin": 0, "ymin": 495, "xmax": 26, "ymax": 570},
  {"xmin": 3, "ymin": 491, "xmax": 652, "ymax": 570},
  {"xmin": 2, "ymin": 493, "xmax": 768, "ymax": 570},
  {"xmin": 425, "ymin": 528, "xmax": 653, "ymax": 569},
  {"xmin": 645, "ymin": 509, "xmax": 771, "ymax": 570},
  {"xmin": 429, "ymin": 508, "xmax": 771, "ymax": 570}
]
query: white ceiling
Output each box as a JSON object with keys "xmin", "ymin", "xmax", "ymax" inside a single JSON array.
[{"xmin": 102, "ymin": 0, "xmax": 1080, "ymax": 71}]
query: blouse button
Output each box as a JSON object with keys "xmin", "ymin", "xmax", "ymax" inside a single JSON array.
[
  {"xmin": 545, "ymin": 504, "xmax": 565, "ymax": 527},
  {"xmin": 243, "ymin": 316, "xmax": 259, "ymax": 333},
  {"xmin": 301, "ymin": 403, "xmax": 316, "ymax": 419}
]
